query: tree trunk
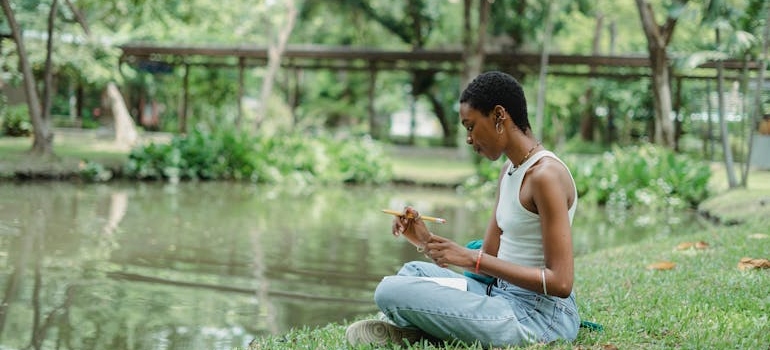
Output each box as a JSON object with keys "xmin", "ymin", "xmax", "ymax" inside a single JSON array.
[
  {"xmin": 715, "ymin": 29, "xmax": 738, "ymax": 188},
  {"xmin": 458, "ymin": 0, "xmax": 490, "ymax": 150},
  {"xmin": 1, "ymin": 0, "xmax": 54, "ymax": 156},
  {"xmin": 460, "ymin": 0, "xmax": 490, "ymax": 89},
  {"xmin": 63, "ymin": 0, "xmax": 90, "ymax": 36},
  {"xmin": 424, "ymin": 93, "xmax": 451, "ymax": 146},
  {"xmin": 367, "ymin": 67, "xmax": 380, "ymax": 139},
  {"xmin": 635, "ymin": 0, "xmax": 683, "ymax": 148},
  {"xmin": 579, "ymin": 12, "xmax": 604, "ymax": 142},
  {"xmin": 534, "ymin": 0, "xmax": 556, "ymax": 142},
  {"xmin": 41, "ymin": 0, "xmax": 57, "ymax": 128},
  {"xmin": 237, "ymin": 57, "xmax": 245, "ymax": 128},
  {"xmin": 743, "ymin": 4, "xmax": 770, "ymax": 185},
  {"xmin": 180, "ymin": 64, "xmax": 190, "ymax": 134},
  {"xmin": 705, "ymin": 80, "xmax": 714, "ymax": 160},
  {"xmin": 648, "ymin": 45, "xmax": 676, "ymax": 147},
  {"xmin": 673, "ymin": 77, "xmax": 683, "ymax": 151},
  {"xmin": 104, "ymin": 82, "xmax": 138, "ymax": 148},
  {"xmin": 256, "ymin": 0, "xmax": 298, "ymax": 131}
]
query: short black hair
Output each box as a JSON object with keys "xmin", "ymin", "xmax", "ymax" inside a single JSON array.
[{"xmin": 459, "ymin": 71, "xmax": 530, "ymax": 132}]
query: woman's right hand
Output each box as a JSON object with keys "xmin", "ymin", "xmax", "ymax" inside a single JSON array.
[{"xmin": 391, "ymin": 206, "xmax": 432, "ymax": 250}]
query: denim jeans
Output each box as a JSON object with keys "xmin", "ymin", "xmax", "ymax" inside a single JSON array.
[{"xmin": 374, "ymin": 261, "xmax": 580, "ymax": 348}]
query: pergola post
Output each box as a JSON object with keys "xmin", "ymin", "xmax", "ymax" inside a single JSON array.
[
  {"xmin": 367, "ymin": 65, "xmax": 378, "ymax": 139},
  {"xmin": 237, "ymin": 57, "xmax": 245, "ymax": 128},
  {"xmin": 180, "ymin": 63, "xmax": 189, "ymax": 134}
]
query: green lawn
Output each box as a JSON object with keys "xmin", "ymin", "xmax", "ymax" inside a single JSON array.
[
  {"xmin": 247, "ymin": 211, "xmax": 769, "ymax": 349},
  {"xmin": 251, "ymin": 160, "xmax": 770, "ymax": 349},
  {"xmin": 701, "ymin": 163, "xmax": 770, "ymax": 224},
  {"xmin": 248, "ymin": 163, "xmax": 770, "ymax": 349},
  {"xmin": 386, "ymin": 144, "xmax": 475, "ymax": 187}
]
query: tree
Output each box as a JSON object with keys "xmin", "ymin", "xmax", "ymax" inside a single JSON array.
[
  {"xmin": 1, "ymin": 0, "xmax": 54, "ymax": 155},
  {"xmin": 337, "ymin": 0, "xmax": 458, "ymax": 145},
  {"xmin": 742, "ymin": 0, "xmax": 769, "ymax": 186},
  {"xmin": 460, "ymin": 0, "xmax": 491, "ymax": 89},
  {"xmin": 255, "ymin": 0, "xmax": 299, "ymax": 131},
  {"xmin": 686, "ymin": 0, "xmax": 767, "ymax": 188},
  {"xmin": 635, "ymin": 0, "xmax": 687, "ymax": 148},
  {"xmin": 703, "ymin": 0, "xmax": 740, "ymax": 187},
  {"xmin": 579, "ymin": 11, "xmax": 605, "ymax": 142},
  {"xmin": 488, "ymin": 0, "xmax": 593, "ymax": 143},
  {"xmin": 533, "ymin": 0, "xmax": 557, "ymax": 141}
]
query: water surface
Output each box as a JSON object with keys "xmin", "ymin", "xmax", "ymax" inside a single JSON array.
[{"xmin": 0, "ymin": 181, "xmax": 700, "ymax": 349}]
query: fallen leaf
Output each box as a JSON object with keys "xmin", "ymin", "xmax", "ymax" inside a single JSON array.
[
  {"xmin": 738, "ymin": 257, "xmax": 770, "ymax": 271},
  {"xmin": 676, "ymin": 241, "xmax": 709, "ymax": 250},
  {"xmin": 748, "ymin": 233, "xmax": 768, "ymax": 240},
  {"xmin": 647, "ymin": 261, "xmax": 676, "ymax": 270},
  {"xmin": 602, "ymin": 344, "xmax": 619, "ymax": 350}
]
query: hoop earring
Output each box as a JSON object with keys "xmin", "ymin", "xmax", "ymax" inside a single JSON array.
[{"xmin": 496, "ymin": 122, "xmax": 503, "ymax": 134}]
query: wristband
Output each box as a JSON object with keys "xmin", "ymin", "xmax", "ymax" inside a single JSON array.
[{"xmin": 474, "ymin": 250, "xmax": 483, "ymax": 274}]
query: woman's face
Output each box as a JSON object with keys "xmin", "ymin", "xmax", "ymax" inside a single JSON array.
[{"xmin": 460, "ymin": 102, "xmax": 504, "ymax": 161}]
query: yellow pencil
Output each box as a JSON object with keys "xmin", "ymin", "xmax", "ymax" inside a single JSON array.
[{"xmin": 381, "ymin": 209, "xmax": 447, "ymax": 224}]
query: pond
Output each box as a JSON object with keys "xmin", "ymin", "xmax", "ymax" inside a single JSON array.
[{"xmin": 0, "ymin": 181, "xmax": 704, "ymax": 349}]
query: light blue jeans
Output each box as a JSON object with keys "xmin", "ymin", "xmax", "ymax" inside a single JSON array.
[{"xmin": 374, "ymin": 261, "xmax": 580, "ymax": 348}]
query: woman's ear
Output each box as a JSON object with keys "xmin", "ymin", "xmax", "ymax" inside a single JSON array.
[{"xmin": 495, "ymin": 105, "xmax": 506, "ymax": 121}]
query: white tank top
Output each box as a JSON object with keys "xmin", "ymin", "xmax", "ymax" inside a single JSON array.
[{"xmin": 495, "ymin": 150, "xmax": 577, "ymax": 267}]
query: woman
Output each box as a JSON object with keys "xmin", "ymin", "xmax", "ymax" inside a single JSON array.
[{"xmin": 346, "ymin": 71, "xmax": 580, "ymax": 348}]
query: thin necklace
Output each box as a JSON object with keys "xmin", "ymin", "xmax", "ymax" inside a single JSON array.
[{"xmin": 508, "ymin": 142, "xmax": 541, "ymax": 176}]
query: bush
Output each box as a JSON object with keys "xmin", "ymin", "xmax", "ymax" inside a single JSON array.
[
  {"xmin": 1, "ymin": 105, "xmax": 32, "ymax": 137},
  {"xmin": 124, "ymin": 127, "xmax": 393, "ymax": 185},
  {"xmin": 461, "ymin": 143, "xmax": 711, "ymax": 210},
  {"xmin": 564, "ymin": 143, "xmax": 711, "ymax": 209}
]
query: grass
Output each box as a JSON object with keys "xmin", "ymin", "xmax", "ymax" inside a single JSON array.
[
  {"xmin": 386, "ymin": 144, "xmax": 475, "ymax": 187},
  {"xmin": 699, "ymin": 163, "xmax": 770, "ymax": 224},
  {"xmin": 247, "ymin": 165, "xmax": 770, "ymax": 349},
  {"xmin": 3, "ymin": 132, "xmax": 769, "ymax": 349},
  {"xmin": 245, "ymin": 214, "xmax": 770, "ymax": 350},
  {"xmin": 0, "ymin": 130, "xmax": 134, "ymax": 178}
]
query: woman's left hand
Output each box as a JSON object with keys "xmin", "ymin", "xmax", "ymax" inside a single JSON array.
[{"xmin": 425, "ymin": 235, "xmax": 475, "ymax": 269}]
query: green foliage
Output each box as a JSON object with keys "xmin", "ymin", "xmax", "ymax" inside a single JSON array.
[
  {"xmin": 564, "ymin": 143, "xmax": 711, "ymax": 209},
  {"xmin": 0, "ymin": 105, "xmax": 32, "ymax": 137},
  {"xmin": 124, "ymin": 127, "xmax": 393, "ymax": 185},
  {"xmin": 461, "ymin": 143, "xmax": 711, "ymax": 210},
  {"xmin": 78, "ymin": 160, "xmax": 113, "ymax": 182},
  {"xmin": 559, "ymin": 136, "xmax": 611, "ymax": 155}
]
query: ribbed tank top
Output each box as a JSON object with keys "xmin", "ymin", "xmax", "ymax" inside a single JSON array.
[{"xmin": 495, "ymin": 150, "xmax": 577, "ymax": 267}]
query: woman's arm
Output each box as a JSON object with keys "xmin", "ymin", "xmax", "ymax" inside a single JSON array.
[
  {"xmin": 480, "ymin": 161, "xmax": 508, "ymax": 257},
  {"xmin": 486, "ymin": 157, "xmax": 575, "ymax": 297},
  {"xmin": 426, "ymin": 158, "xmax": 576, "ymax": 297}
]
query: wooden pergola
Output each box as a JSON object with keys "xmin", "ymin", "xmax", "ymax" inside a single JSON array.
[{"xmin": 119, "ymin": 43, "xmax": 764, "ymax": 133}]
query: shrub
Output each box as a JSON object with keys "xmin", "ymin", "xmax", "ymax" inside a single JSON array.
[
  {"xmin": 564, "ymin": 143, "xmax": 711, "ymax": 209},
  {"xmin": 461, "ymin": 143, "xmax": 711, "ymax": 210},
  {"xmin": 1, "ymin": 105, "xmax": 32, "ymax": 137},
  {"xmin": 124, "ymin": 127, "xmax": 393, "ymax": 185}
]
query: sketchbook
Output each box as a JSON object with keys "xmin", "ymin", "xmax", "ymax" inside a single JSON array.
[{"xmin": 382, "ymin": 276, "xmax": 467, "ymax": 291}]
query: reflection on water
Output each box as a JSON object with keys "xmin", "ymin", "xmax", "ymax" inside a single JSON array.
[{"xmin": 0, "ymin": 181, "xmax": 702, "ymax": 349}]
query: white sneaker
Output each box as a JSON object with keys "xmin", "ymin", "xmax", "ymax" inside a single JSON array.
[{"xmin": 345, "ymin": 319, "xmax": 425, "ymax": 346}]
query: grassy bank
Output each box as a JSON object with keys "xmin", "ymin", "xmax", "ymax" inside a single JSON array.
[
  {"xmin": 0, "ymin": 132, "xmax": 473, "ymax": 185},
  {"xmin": 3, "ymin": 134, "xmax": 769, "ymax": 349},
  {"xmin": 247, "ymin": 168, "xmax": 770, "ymax": 349},
  {"xmin": 246, "ymin": 215, "xmax": 769, "ymax": 349},
  {"xmin": 0, "ymin": 129, "xmax": 149, "ymax": 179}
]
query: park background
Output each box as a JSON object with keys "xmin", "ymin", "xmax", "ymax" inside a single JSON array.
[{"xmin": 1, "ymin": 1, "xmax": 769, "ymax": 349}]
